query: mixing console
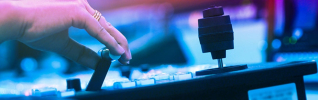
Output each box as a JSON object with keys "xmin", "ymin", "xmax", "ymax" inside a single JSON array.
[{"xmin": 0, "ymin": 60, "xmax": 316, "ymax": 100}]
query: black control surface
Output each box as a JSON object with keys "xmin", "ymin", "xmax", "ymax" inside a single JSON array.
[{"xmin": 70, "ymin": 61, "xmax": 317, "ymax": 100}]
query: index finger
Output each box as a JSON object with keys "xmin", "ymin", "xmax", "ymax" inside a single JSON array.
[
  {"xmin": 83, "ymin": 2, "xmax": 131, "ymax": 64},
  {"xmin": 74, "ymin": 11, "xmax": 126, "ymax": 56},
  {"xmin": 99, "ymin": 17, "xmax": 132, "ymax": 64}
]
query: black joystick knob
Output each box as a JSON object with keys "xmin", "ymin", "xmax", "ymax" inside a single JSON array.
[
  {"xmin": 203, "ymin": 6, "xmax": 224, "ymax": 17},
  {"xmin": 67, "ymin": 78, "xmax": 82, "ymax": 91},
  {"xmin": 195, "ymin": 6, "xmax": 247, "ymax": 76},
  {"xmin": 198, "ymin": 6, "xmax": 234, "ymax": 68}
]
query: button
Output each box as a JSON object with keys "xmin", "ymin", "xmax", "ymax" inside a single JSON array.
[{"xmin": 66, "ymin": 78, "xmax": 82, "ymax": 91}]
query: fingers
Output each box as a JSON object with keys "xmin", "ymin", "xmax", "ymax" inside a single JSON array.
[
  {"xmin": 72, "ymin": 8, "xmax": 125, "ymax": 56},
  {"xmin": 56, "ymin": 30, "xmax": 100, "ymax": 69},
  {"xmin": 58, "ymin": 38, "xmax": 101, "ymax": 69},
  {"xmin": 85, "ymin": 15, "xmax": 125, "ymax": 55},
  {"xmin": 83, "ymin": 0, "xmax": 95, "ymax": 15},
  {"xmin": 25, "ymin": 30, "xmax": 100, "ymax": 69},
  {"xmin": 82, "ymin": 1, "xmax": 131, "ymax": 64},
  {"xmin": 99, "ymin": 17, "xmax": 131, "ymax": 64}
]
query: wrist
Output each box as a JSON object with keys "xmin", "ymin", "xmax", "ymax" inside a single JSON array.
[{"xmin": 0, "ymin": 1, "xmax": 26, "ymax": 42}]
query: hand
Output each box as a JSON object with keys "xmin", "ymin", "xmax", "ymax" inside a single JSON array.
[{"xmin": 10, "ymin": 0, "xmax": 131, "ymax": 69}]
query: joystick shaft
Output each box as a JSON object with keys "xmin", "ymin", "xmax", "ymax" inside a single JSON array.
[
  {"xmin": 86, "ymin": 48, "xmax": 114, "ymax": 91},
  {"xmin": 217, "ymin": 59, "xmax": 223, "ymax": 68}
]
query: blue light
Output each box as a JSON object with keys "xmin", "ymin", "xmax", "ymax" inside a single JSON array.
[
  {"xmin": 292, "ymin": 28, "xmax": 303, "ymax": 39},
  {"xmin": 40, "ymin": 54, "xmax": 68, "ymax": 73},
  {"xmin": 272, "ymin": 39, "xmax": 281, "ymax": 49},
  {"xmin": 20, "ymin": 57, "xmax": 38, "ymax": 72}
]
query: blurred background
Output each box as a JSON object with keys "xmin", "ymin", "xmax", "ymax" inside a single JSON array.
[{"xmin": 0, "ymin": 0, "xmax": 318, "ymax": 99}]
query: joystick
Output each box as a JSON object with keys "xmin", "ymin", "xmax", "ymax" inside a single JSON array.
[
  {"xmin": 85, "ymin": 47, "xmax": 119, "ymax": 91},
  {"xmin": 66, "ymin": 47, "xmax": 120, "ymax": 91},
  {"xmin": 198, "ymin": 6, "xmax": 233, "ymax": 68},
  {"xmin": 196, "ymin": 6, "xmax": 247, "ymax": 76}
]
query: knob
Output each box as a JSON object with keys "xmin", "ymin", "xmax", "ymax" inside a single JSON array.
[
  {"xmin": 198, "ymin": 6, "xmax": 234, "ymax": 68},
  {"xmin": 98, "ymin": 47, "xmax": 121, "ymax": 60},
  {"xmin": 203, "ymin": 6, "xmax": 224, "ymax": 17}
]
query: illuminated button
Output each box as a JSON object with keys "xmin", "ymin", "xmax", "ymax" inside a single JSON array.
[
  {"xmin": 173, "ymin": 72, "xmax": 193, "ymax": 80},
  {"xmin": 135, "ymin": 78, "xmax": 155, "ymax": 86},
  {"xmin": 32, "ymin": 87, "xmax": 58, "ymax": 97},
  {"xmin": 113, "ymin": 81, "xmax": 136, "ymax": 89},
  {"xmin": 151, "ymin": 73, "xmax": 171, "ymax": 80},
  {"xmin": 150, "ymin": 73, "xmax": 173, "ymax": 84},
  {"xmin": 59, "ymin": 90, "xmax": 75, "ymax": 97},
  {"xmin": 102, "ymin": 78, "xmax": 130, "ymax": 88}
]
